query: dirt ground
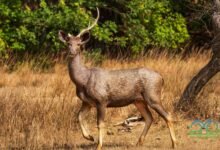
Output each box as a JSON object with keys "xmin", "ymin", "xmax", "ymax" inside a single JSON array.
[{"xmin": 67, "ymin": 117, "xmax": 219, "ymax": 150}]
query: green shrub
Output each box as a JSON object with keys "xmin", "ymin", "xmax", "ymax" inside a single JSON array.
[{"xmin": 0, "ymin": 0, "xmax": 189, "ymax": 56}]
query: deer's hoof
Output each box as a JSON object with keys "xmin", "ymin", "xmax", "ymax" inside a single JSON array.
[
  {"xmin": 136, "ymin": 137, "xmax": 144, "ymax": 146},
  {"xmin": 172, "ymin": 141, "xmax": 177, "ymax": 149},
  {"xmin": 84, "ymin": 135, "xmax": 94, "ymax": 142},
  {"xmin": 96, "ymin": 144, "xmax": 102, "ymax": 150},
  {"xmin": 136, "ymin": 140, "xmax": 143, "ymax": 146}
]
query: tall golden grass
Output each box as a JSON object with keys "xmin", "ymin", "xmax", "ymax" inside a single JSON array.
[{"xmin": 0, "ymin": 52, "xmax": 219, "ymax": 149}]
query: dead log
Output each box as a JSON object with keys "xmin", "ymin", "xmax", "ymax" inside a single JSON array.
[{"xmin": 114, "ymin": 116, "xmax": 143, "ymax": 127}]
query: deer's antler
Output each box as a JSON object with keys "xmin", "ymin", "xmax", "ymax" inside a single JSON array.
[{"xmin": 76, "ymin": 8, "xmax": 99, "ymax": 38}]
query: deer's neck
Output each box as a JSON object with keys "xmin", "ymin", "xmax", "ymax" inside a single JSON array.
[{"xmin": 68, "ymin": 54, "xmax": 90, "ymax": 87}]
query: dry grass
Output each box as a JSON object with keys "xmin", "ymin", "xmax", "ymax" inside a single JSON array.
[{"xmin": 0, "ymin": 52, "xmax": 219, "ymax": 149}]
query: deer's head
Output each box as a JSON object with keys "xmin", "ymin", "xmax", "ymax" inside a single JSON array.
[{"xmin": 58, "ymin": 8, "xmax": 99, "ymax": 56}]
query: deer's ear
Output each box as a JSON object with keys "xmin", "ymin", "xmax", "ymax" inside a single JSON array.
[{"xmin": 58, "ymin": 30, "xmax": 68, "ymax": 43}]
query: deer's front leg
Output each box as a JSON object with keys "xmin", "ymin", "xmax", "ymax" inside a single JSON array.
[
  {"xmin": 96, "ymin": 104, "xmax": 106, "ymax": 150},
  {"xmin": 78, "ymin": 102, "xmax": 94, "ymax": 141}
]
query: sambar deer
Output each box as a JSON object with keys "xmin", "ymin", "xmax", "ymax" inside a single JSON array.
[{"xmin": 58, "ymin": 8, "xmax": 176, "ymax": 150}]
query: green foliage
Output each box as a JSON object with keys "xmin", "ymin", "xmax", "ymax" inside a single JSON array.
[
  {"xmin": 124, "ymin": 0, "xmax": 189, "ymax": 51},
  {"xmin": 0, "ymin": 0, "xmax": 189, "ymax": 56},
  {"xmin": 0, "ymin": 0, "xmax": 93, "ymax": 53}
]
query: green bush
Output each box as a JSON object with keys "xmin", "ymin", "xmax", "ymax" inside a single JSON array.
[{"xmin": 0, "ymin": 0, "xmax": 189, "ymax": 56}]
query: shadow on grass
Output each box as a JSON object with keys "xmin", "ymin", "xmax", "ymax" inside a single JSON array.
[
  {"xmin": 76, "ymin": 142, "xmax": 131, "ymax": 149},
  {"xmin": 3, "ymin": 142, "xmax": 132, "ymax": 149}
]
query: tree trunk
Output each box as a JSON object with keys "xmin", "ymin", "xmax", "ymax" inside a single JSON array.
[
  {"xmin": 177, "ymin": 0, "xmax": 220, "ymax": 111},
  {"xmin": 178, "ymin": 56, "xmax": 220, "ymax": 111}
]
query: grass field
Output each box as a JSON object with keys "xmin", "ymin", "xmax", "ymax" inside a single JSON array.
[{"xmin": 0, "ymin": 52, "xmax": 219, "ymax": 149}]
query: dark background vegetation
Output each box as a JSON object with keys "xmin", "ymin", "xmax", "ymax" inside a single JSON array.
[{"xmin": 0, "ymin": 0, "xmax": 213, "ymax": 61}]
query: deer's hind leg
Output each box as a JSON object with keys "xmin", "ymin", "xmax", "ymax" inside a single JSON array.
[
  {"xmin": 78, "ymin": 102, "xmax": 94, "ymax": 141},
  {"xmin": 142, "ymin": 80, "xmax": 177, "ymax": 148},
  {"xmin": 134, "ymin": 100, "xmax": 153, "ymax": 146},
  {"xmin": 147, "ymin": 98, "xmax": 177, "ymax": 148}
]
